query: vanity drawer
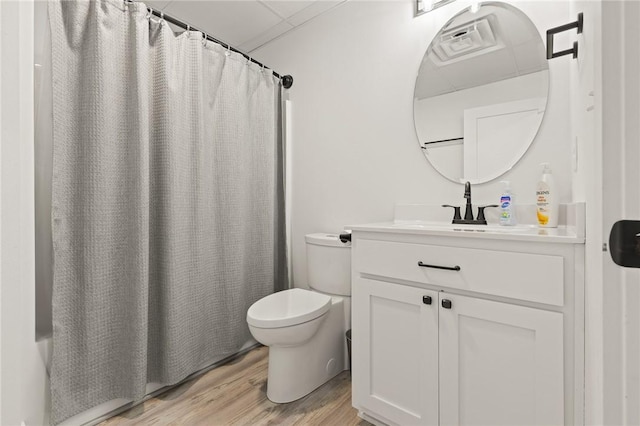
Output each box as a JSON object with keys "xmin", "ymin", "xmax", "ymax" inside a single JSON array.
[{"xmin": 355, "ymin": 239, "xmax": 564, "ymax": 306}]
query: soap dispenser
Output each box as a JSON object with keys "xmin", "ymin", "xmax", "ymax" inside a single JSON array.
[{"xmin": 499, "ymin": 180, "xmax": 517, "ymax": 226}]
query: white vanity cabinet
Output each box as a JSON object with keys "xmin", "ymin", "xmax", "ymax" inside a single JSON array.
[
  {"xmin": 351, "ymin": 227, "xmax": 584, "ymax": 426},
  {"xmin": 355, "ymin": 278, "xmax": 439, "ymax": 425},
  {"xmin": 438, "ymin": 293, "xmax": 563, "ymax": 426}
]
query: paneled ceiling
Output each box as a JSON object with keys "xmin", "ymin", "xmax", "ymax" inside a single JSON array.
[{"xmin": 143, "ymin": 0, "xmax": 346, "ymax": 53}]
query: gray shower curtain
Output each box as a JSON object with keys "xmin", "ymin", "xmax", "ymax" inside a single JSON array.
[{"xmin": 49, "ymin": 0, "xmax": 286, "ymax": 422}]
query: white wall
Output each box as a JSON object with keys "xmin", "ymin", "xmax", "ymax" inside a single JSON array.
[
  {"xmin": 1, "ymin": 1, "xmax": 51, "ymax": 425},
  {"xmin": 254, "ymin": 0, "xmax": 572, "ymax": 289},
  {"xmin": 569, "ymin": 0, "xmax": 604, "ymax": 424}
]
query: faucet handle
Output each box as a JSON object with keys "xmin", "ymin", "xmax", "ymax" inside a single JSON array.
[
  {"xmin": 476, "ymin": 204, "xmax": 499, "ymax": 224},
  {"xmin": 442, "ymin": 204, "xmax": 462, "ymax": 222}
]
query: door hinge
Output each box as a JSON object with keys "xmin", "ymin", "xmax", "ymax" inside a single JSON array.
[{"xmin": 603, "ymin": 243, "xmax": 608, "ymax": 252}]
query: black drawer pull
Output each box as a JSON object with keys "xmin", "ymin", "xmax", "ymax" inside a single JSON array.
[
  {"xmin": 442, "ymin": 299, "xmax": 452, "ymax": 309},
  {"xmin": 418, "ymin": 261, "xmax": 461, "ymax": 271}
]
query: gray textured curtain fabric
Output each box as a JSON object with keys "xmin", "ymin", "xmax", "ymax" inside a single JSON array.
[{"xmin": 49, "ymin": 0, "xmax": 286, "ymax": 423}]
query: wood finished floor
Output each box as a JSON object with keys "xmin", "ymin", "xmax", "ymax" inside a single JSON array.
[{"xmin": 100, "ymin": 346, "xmax": 370, "ymax": 426}]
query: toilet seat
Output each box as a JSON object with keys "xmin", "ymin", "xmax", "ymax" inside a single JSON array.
[{"xmin": 247, "ymin": 288, "xmax": 331, "ymax": 329}]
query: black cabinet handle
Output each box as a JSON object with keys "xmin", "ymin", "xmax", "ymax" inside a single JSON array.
[
  {"xmin": 441, "ymin": 299, "xmax": 452, "ymax": 309},
  {"xmin": 418, "ymin": 261, "xmax": 461, "ymax": 271},
  {"xmin": 423, "ymin": 295, "xmax": 432, "ymax": 305}
]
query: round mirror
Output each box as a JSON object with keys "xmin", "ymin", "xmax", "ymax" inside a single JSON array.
[{"xmin": 414, "ymin": 2, "xmax": 549, "ymax": 184}]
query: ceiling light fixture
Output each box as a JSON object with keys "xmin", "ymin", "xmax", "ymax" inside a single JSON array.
[{"xmin": 416, "ymin": 0, "xmax": 457, "ymax": 16}]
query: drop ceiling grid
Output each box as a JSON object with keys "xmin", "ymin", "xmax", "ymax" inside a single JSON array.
[
  {"xmin": 142, "ymin": 0, "xmax": 345, "ymax": 53},
  {"xmin": 259, "ymin": 0, "xmax": 317, "ymax": 20},
  {"xmin": 240, "ymin": 1, "xmax": 346, "ymax": 52},
  {"xmin": 163, "ymin": 1, "xmax": 282, "ymax": 47}
]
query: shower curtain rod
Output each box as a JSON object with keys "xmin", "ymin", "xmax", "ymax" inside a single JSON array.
[{"xmin": 128, "ymin": 1, "xmax": 294, "ymax": 89}]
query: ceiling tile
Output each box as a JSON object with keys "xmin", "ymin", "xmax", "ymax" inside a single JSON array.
[
  {"xmin": 259, "ymin": 1, "xmax": 316, "ymax": 19},
  {"xmin": 239, "ymin": 20, "xmax": 295, "ymax": 53},
  {"xmin": 143, "ymin": 0, "xmax": 172, "ymax": 10},
  {"xmin": 444, "ymin": 50, "xmax": 517, "ymax": 91},
  {"xmin": 286, "ymin": 0, "xmax": 343, "ymax": 27},
  {"xmin": 163, "ymin": 1, "xmax": 283, "ymax": 47},
  {"xmin": 416, "ymin": 66, "xmax": 455, "ymax": 99},
  {"xmin": 512, "ymin": 40, "xmax": 547, "ymax": 74}
]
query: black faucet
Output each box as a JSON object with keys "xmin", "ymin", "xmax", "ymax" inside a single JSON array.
[
  {"xmin": 463, "ymin": 181, "xmax": 473, "ymax": 221},
  {"xmin": 442, "ymin": 181, "xmax": 498, "ymax": 225}
]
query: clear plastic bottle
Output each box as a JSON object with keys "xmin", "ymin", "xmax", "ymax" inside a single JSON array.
[{"xmin": 499, "ymin": 180, "xmax": 517, "ymax": 226}]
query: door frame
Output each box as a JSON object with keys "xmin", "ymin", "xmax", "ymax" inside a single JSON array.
[{"xmin": 598, "ymin": 1, "xmax": 640, "ymax": 424}]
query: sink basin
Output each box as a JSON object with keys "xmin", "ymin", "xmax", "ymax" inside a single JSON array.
[{"xmin": 390, "ymin": 221, "xmax": 535, "ymax": 233}]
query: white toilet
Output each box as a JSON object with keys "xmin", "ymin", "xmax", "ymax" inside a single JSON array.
[{"xmin": 246, "ymin": 233, "xmax": 351, "ymax": 403}]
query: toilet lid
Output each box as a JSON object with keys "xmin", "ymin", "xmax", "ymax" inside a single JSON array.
[{"xmin": 247, "ymin": 288, "xmax": 331, "ymax": 329}]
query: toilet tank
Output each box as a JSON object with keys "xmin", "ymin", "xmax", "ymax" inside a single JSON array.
[{"xmin": 305, "ymin": 233, "xmax": 351, "ymax": 296}]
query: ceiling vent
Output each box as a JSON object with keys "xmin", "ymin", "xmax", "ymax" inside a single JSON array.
[{"xmin": 431, "ymin": 17, "xmax": 502, "ymax": 64}]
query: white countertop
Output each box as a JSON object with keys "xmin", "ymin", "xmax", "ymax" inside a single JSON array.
[{"xmin": 349, "ymin": 221, "xmax": 585, "ymax": 244}]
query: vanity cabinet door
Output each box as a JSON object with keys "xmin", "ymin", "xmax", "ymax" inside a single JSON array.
[
  {"xmin": 438, "ymin": 294, "xmax": 564, "ymax": 426},
  {"xmin": 352, "ymin": 278, "xmax": 438, "ymax": 425}
]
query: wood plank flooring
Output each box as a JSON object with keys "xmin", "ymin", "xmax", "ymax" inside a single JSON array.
[{"xmin": 100, "ymin": 346, "xmax": 370, "ymax": 426}]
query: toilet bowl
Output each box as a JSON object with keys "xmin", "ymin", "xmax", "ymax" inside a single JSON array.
[
  {"xmin": 246, "ymin": 233, "xmax": 351, "ymax": 403},
  {"xmin": 247, "ymin": 288, "xmax": 331, "ymax": 347}
]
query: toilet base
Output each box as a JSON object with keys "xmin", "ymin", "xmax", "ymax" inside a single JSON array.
[{"xmin": 266, "ymin": 297, "xmax": 347, "ymax": 403}]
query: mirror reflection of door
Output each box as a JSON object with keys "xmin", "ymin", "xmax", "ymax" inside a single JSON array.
[
  {"xmin": 413, "ymin": 2, "xmax": 549, "ymax": 183},
  {"xmin": 463, "ymin": 97, "xmax": 546, "ymax": 180}
]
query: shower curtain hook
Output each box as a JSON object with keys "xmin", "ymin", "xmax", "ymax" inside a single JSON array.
[
  {"xmin": 202, "ymin": 32, "xmax": 207, "ymax": 47},
  {"xmin": 225, "ymin": 44, "xmax": 231, "ymax": 56},
  {"xmin": 160, "ymin": 10, "xmax": 165, "ymax": 25},
  {"xmin": 146, "ymin": 7, "xmax": 153, "ymax": 20}
]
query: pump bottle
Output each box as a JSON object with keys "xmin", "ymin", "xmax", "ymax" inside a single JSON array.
[
  {"xmin": 536, "ymin": 163, "xmax": 558, "ymax": 228},
  {"xmin": 499, "ymin": 180, "xmax": 517, "ymax": 226}
]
